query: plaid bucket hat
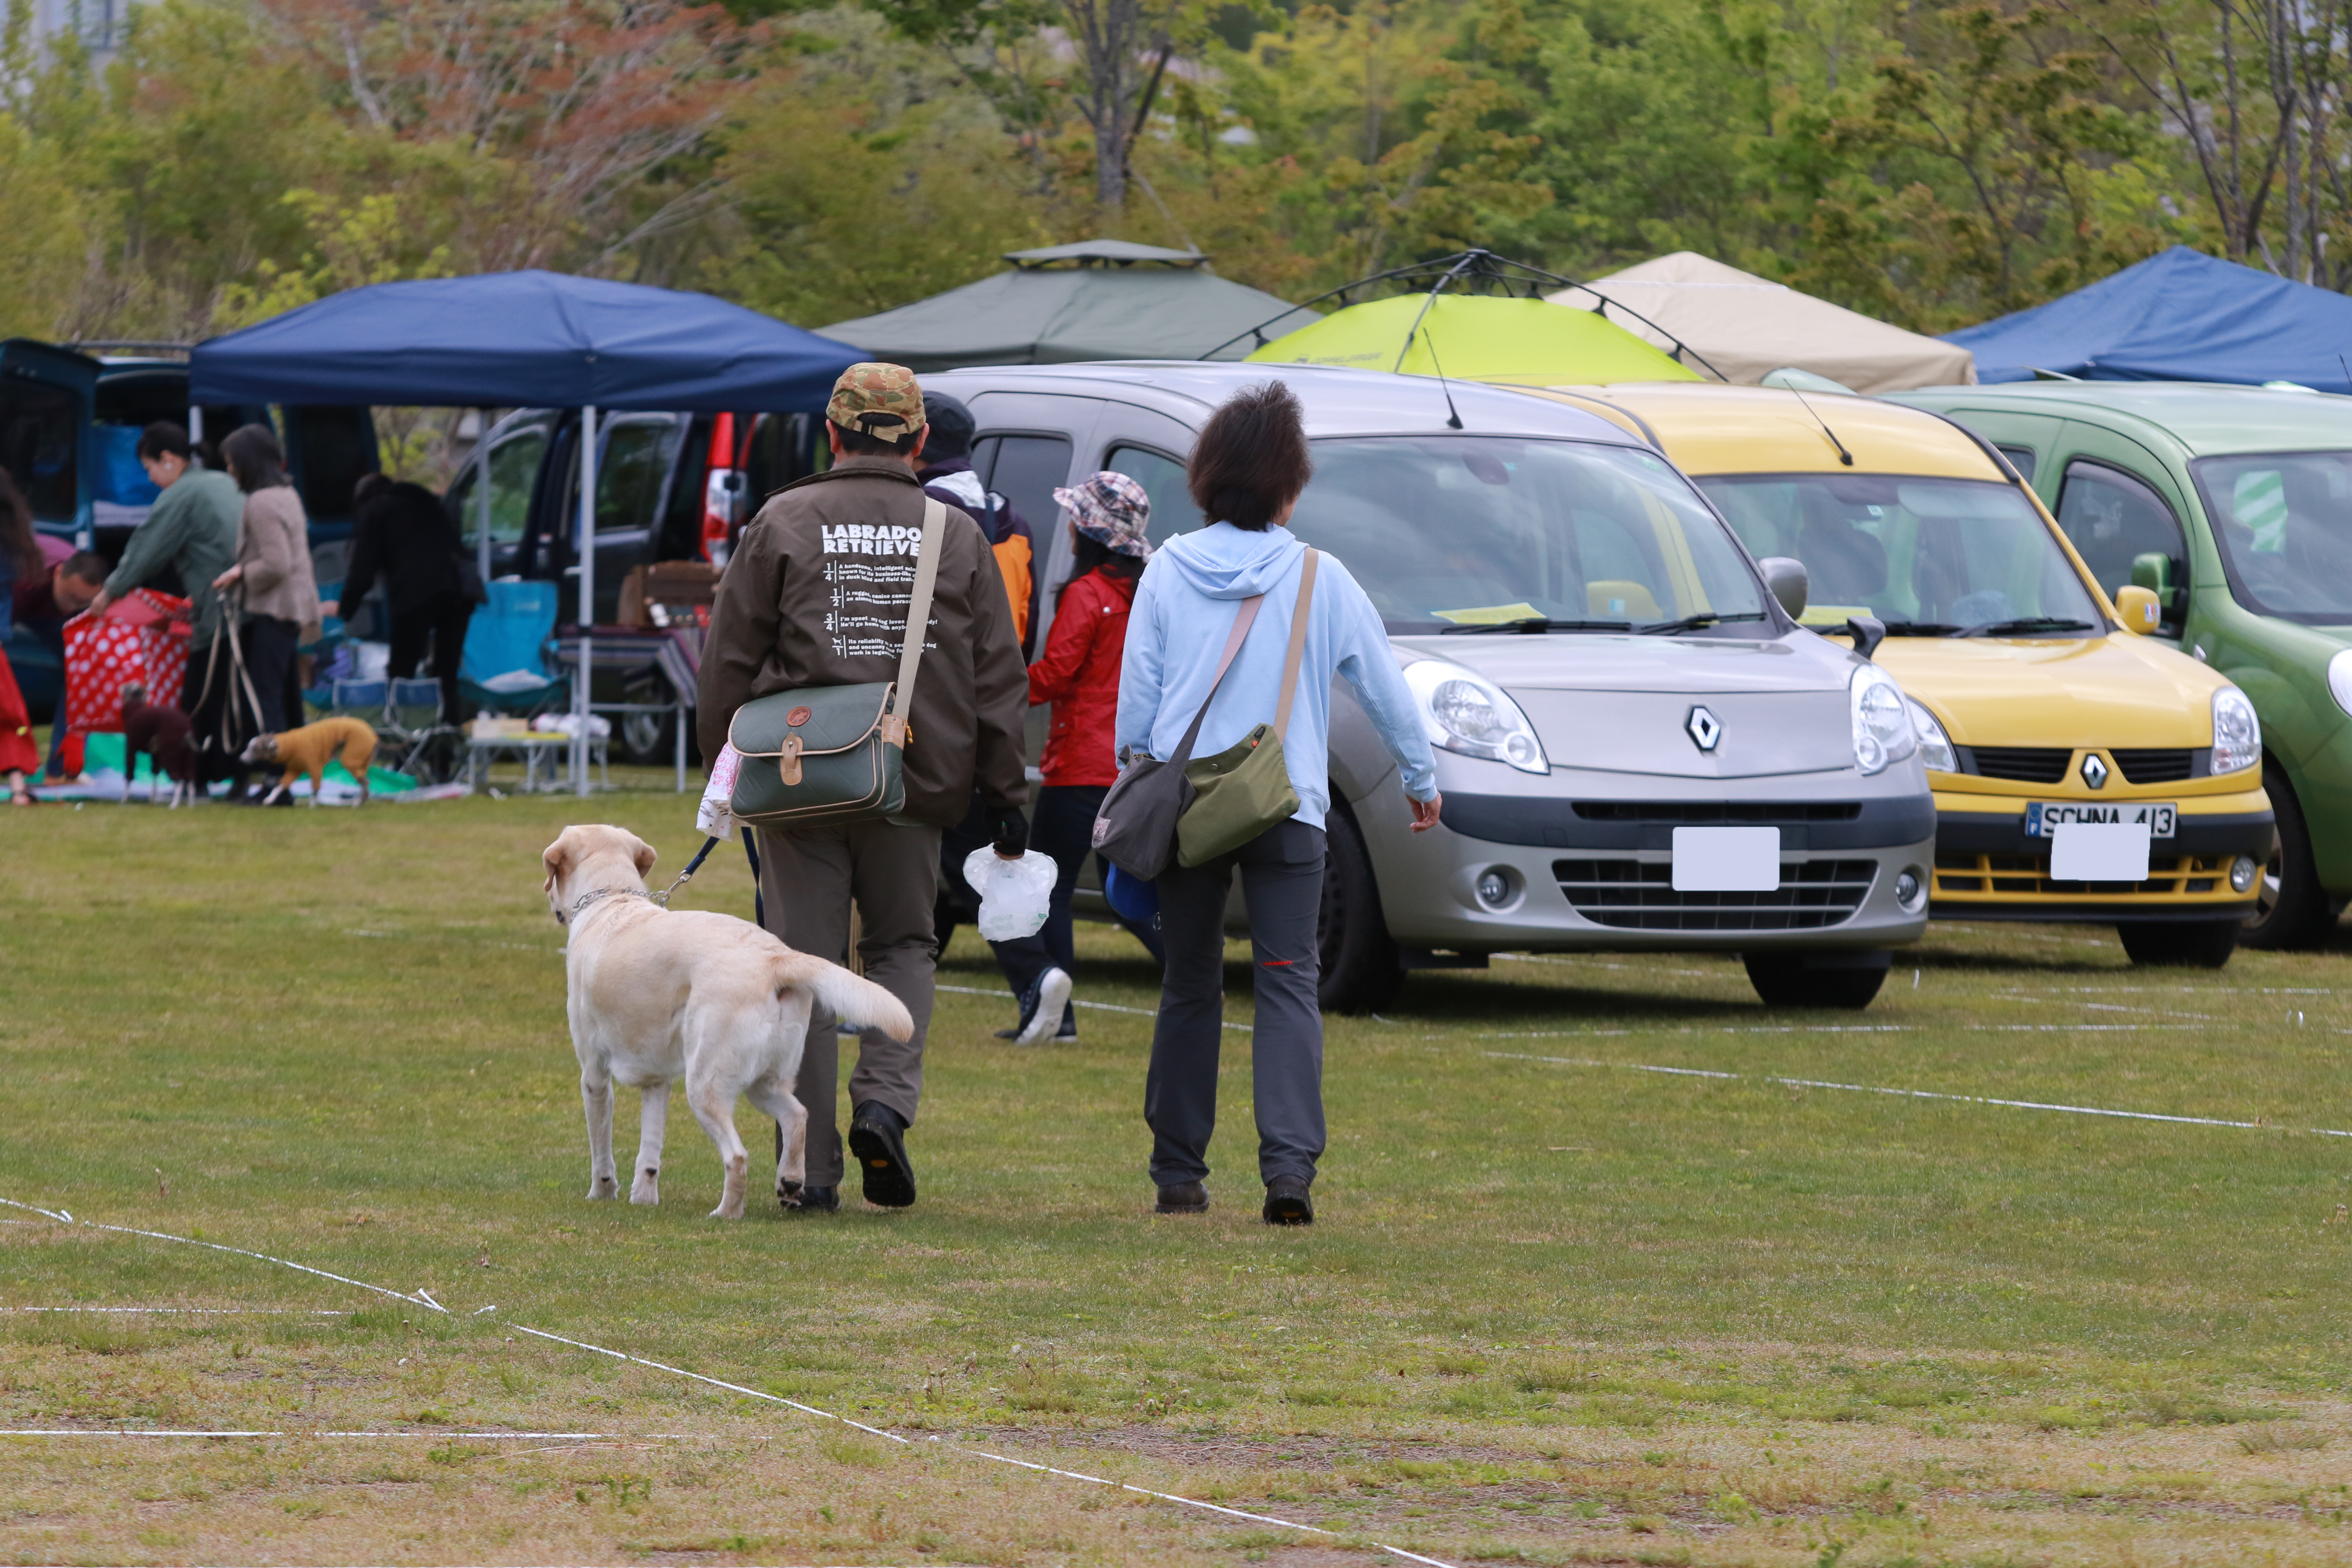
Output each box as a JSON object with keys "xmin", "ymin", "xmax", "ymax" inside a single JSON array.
[{"xmin": 1053, "ymin": 471, "xmax": 1153, "ymax": 559}]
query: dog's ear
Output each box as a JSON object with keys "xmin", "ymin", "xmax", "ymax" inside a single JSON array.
[
  {"xmin": 542, "ymin": 831, "xmax": 572, "ymax": 897},
  {"xmin": 629, "ymin": 833, "xmax": 658, "ymax": 876}
]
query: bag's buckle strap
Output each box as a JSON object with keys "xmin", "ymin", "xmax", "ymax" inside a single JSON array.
[
  {"xmin": 891, "ymin": 498, "xmax": 948, "ymax": 724},
  {"xmin": 778, "ymin": 732, "xmax": 803, "ymax": 787},
  {"xmin": 1273, "ymin": 548, "xmax": 1320, "ymax": 738}
]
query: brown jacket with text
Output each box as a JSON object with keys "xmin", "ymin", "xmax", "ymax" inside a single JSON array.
[{"xmin": 697, "ymin": 455, "xmax": 1029, "ymax": 827}]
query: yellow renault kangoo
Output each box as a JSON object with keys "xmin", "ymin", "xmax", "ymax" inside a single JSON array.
[{"xmin": 1516, "ymin": 383, "xmax": 2274, "ymax": 967}]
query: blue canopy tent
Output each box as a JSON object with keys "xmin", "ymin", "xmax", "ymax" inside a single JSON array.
[
  {"xmin": 1946, "ymin": 245, "xmax": 2352, "ymax": 391},
  {"xmin": 190, "ymin": 270, "xmax": 867, "ymax": 793}
]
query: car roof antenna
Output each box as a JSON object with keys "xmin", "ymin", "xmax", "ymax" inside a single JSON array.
[
  {"xmin": 1419, "ymin": 327, "xmax": 1465, "ymax": 430},
  {"xmin": 1788, "ymin": 385, "xmax": 1854, "ymax": 466}
]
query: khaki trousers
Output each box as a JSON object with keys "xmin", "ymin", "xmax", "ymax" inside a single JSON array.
[{"xmin": 755, "ymin": 820, "xmax": 942, "ymax": 1187}]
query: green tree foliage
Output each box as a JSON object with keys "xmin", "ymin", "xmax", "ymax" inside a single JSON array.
[{"xmin": 0, "ymin": 0, "xmax": 2341, "ymax": 351}]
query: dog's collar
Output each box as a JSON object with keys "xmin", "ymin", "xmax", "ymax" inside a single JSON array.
[{"xmin": 557, "ymin": 886, "xmax": 650, "ymax": 928}]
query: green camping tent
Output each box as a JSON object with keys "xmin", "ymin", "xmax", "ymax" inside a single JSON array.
[
  {"xmin": 1247, "ymin": 294, "xmax": 1700, "ymax": 384},
  {"xmin": 818, "ymin": 241, "xmax": 1319, "ymax": 373}
]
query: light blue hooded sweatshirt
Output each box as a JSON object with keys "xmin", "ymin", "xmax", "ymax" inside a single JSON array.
[{"xmin": 1116, "ymin": 522, "xmax": 1436, "ymax": 830}]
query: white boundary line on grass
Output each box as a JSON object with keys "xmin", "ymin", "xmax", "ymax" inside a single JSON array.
[
  {"xmin": 1485, "ymin": 1050, "xmax": 2352, "ymax": 1137},
  {"xmin": 0, "ymin": 1307, "xmax": 349, "ymax": 1314},
  {"xmin": 4, "ymin": 1197, "xmax": 1455, "ymax": 1568},
  {"xmin": 0, "ymin": 1428, "xmax": 630, "ymax": 1439},
  {"xmin": 0, "ymin": 1197, "xmax": 446, "ymax": 1311},
  {"xmin": 936, "ymin": 983, "xmax": 1253, "ymax": 1033},
  {"xmin": 505, "ymin": 1324, "xmax": 1453, "ymax": 1568}
]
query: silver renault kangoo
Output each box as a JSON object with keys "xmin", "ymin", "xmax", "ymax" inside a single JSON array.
[{"xmin": 930, "ymin": 363, "xmax": 1934, "ymax": 1010}]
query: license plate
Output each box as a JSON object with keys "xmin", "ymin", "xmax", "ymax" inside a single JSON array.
[
  {"xmin": 2027, "ymin": 802, "xmax": 2175, "ymax": 838},
  {"xmin": 1670, "ymin": 825, "xmax": 1782, "ymax": 891}
]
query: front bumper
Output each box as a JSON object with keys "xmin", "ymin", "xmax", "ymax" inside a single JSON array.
[
  {"xmin": 1361, "ymin": 772, "xmax": 1935, "ymax": 953},
  {"xmin": 1928, "ymin": 787, "xmax": 2274, "ymax": 921}
]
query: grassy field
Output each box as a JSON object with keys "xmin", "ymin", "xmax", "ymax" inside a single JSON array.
[{"xmin": 4, "ymin": 778, "xmax": 2352, "ymax": 1566}]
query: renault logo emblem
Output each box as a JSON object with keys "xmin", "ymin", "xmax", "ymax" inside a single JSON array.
[
  {"xmin": 2081, "ymin": 752, "xmax": 2109, "ymax": 790},
  {"xmin": 1687, "ymin": 705, "xmax": 1722, "ymax": 752}
]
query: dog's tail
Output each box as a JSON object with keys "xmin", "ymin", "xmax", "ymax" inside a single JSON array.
[{"xmin": 775, "ymin": 953, "xmax": 915, "ymax": 1042}]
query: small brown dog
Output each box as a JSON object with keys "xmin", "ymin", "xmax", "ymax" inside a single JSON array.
[
  {"xmin": 120, "ymin": 683, "xmax": 198, "ymax": 808},
  {"xmin": 242, "ymin": 716, "xmax": 379, "ymax": 805}
]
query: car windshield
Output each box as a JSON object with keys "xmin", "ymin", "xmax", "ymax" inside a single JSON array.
[
  {"xmin": 2190, "ymin": 451, "xmax": 2352, "ymax": 623},
  {"xmin": 1263, "ymin": 436, "xmax": 1768, "ymax": 634},
  {"xmin": 1696, "ymin": 473, "xmax": 2104, "ymax": 637}
]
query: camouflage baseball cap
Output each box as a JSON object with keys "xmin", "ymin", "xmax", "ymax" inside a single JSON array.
[{"xmin": 826, "ymin": 362, "xmax": 926, "ymax": 444}]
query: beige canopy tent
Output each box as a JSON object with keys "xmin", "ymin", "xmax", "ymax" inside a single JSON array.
[{"xmin": 1547, "ymin": 252, "xmax": 1975, "ymax": 392}]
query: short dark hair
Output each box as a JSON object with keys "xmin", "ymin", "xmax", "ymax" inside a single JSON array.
[
  {"xmin": 829, "ymin": 419, "xmax": 910, "ymax": 458},
  {"xmin": 138, "ymin": 422, "xmax": 191, "ymax": 463},
  {"xmin": 921, "ymin": 394, "xmax": 974, "ymax": 462},
  {"xmin": 220, "ymin": 424, "xmax": 288, "ymax": 493},
  {"xmin": 352, "ymin": 472, "xmax": 391, "ymax": 508},
  {"xmin": 61, "ymin": 550, "xmax": 107, "ymax": 583},
  {"xmin": 1186, "ymin": 381, "xmax": 1311, "ymax": 530}
]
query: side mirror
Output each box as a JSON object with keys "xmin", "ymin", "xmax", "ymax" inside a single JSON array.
[
  {"xmin": 2114, "ymin": 585, "xmax": 2162, "ymax": 634},
  {"xmin": 2129, "ymin": 551, "xmax": 2182, "ymax": 618},
  {"xmin": 1758, "ymin": 557, "xmax": 1809, "ymax": 621}
]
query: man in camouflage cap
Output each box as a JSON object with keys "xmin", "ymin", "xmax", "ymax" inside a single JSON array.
[
  {"xmin": 701, "ymin": 361, "xmax": 1029, "ymax": 1214},
  {"xmin": 826, "ymin": 362, "xmax": 927, "ymax": 446}
]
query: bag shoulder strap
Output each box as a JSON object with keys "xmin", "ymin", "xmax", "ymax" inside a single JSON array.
[
  {"xmin": 1273, "ymin": 549, "xmax": 1320, "ymax": 737},
  {"xmin": 891, "ymin": 498, "xmax": 948, "ymax": 718},
  {"xmin": 1165, "ymin": 593, "xmax": 1264, "ymax": 769}
]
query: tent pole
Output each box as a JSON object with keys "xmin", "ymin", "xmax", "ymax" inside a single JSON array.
[
  {"xmin": 475, "ymin": 410, "xmax": 493, "ymax": 606},
  {"xmin": 576, "ymin": 405, "xmax": 597, "ymax": 797}
]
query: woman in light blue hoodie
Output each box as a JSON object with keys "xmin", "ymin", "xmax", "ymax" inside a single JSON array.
[{"xmin": 1118, "ymin": 381, "xmax": 1441, "ymax": 1225}]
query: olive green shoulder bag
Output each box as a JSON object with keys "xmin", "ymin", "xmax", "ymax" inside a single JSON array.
[
  {"xmin": 1175, "ymin": 548, "xmax": 1319, "ymax": 867},
  {"xmin": 726, "ymin": 497, "xmax": 946, "ymax": 829}
]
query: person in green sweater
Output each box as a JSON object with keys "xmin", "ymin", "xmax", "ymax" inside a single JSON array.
[
  {"xmin": 83, "ymin": 423, "xmax": 245, "ymax": 781},
  {"xmin": 90, "ymin": 423, "xmax": 242, "ymax": 648}
]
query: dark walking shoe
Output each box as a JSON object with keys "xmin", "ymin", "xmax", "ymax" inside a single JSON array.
[
  {"xmin": 1155, "ymin": 1181, "xmax": 1209, "ymax": 1215},
  {"xmin": 783, "ymin": 1185, "xmax": 838, "ymax": 1213},
  {"xmin": 1262, "ymin": 1176, "xmax": 1314, "ymax": 1225},
  {"xmin": 847, "ymin": 1102, "xmax": 917, "ymax": 1208}
]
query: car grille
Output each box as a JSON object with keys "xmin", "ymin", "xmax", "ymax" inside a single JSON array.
[
  {"xmin": 1552, "ymin": 859, "xmax": 1877, "ymax": 930},
  {"xmin": 2110, "ymin": 748, "xmax": 2195, "ymax": 784},
  {"xmin": 1968, "ymin": 746, "xmax": 2071, "ymax": 784},
  {"xmin": 1570, "ymin": 801, "xmax": 1863, "ymax": 823},
  {"xmin": 1932, "ymin": 852, "xmax": 2235, "ymax": 899}
]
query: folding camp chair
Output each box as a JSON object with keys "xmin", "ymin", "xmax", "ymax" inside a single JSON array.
[
  {"xmin": 327, "ymin": 678, "xmax": 389, "ymax": 724},
  {"xmin": 383, "ymin": 677, "xmax": 462, "ymax": 783}
]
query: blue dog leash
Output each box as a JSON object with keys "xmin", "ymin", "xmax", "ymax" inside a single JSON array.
[{"xmin": 652, "ymin": 833, "xmax": 725, "ymax": 907}]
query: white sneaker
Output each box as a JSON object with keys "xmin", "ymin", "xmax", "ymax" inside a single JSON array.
[{"xmin": 1015, "ymin": 967, "xmax": 1073, "ymax": 1044}]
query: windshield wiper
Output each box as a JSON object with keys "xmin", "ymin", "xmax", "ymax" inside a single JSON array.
[
  {"xmin": 1439, "ymin": 617, "xmax": 1634, "ymax": 634},
  {"xmin": 1957, "ymin": 617, "xmax": 2095, "ymax": 638},
  {"xmin": 1877, "ymin": 620, "xmax": 1964, "ymax": 637},
  {"xmin": 1638, "ymin": 612, "xmax": 1768, "ymax": 635}
]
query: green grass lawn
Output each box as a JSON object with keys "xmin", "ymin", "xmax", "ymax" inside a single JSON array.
[{"xmin": 4, "ymin": 783, "xmax": 2352, "ymax": 1566}]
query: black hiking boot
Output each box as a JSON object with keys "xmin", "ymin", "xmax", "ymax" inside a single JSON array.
[{"xmin": 847, "ymin": 1101, "xmax": 917, "ymax": 1209}]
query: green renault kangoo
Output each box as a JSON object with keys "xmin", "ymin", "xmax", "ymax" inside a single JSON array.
[{"xmin": 1893, "ymin": 383, "xmax": 2352, "ymax": 946}]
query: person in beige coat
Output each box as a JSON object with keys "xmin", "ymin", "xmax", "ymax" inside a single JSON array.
[{"xmin": 211, "ymin": 425, "xmax": 319, "ymax": 792}]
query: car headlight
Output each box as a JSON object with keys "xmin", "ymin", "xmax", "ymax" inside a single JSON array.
[
  {"xmin": 1402, "ymin": 659, "xmax": 1549, "ymax": 775},
  {"xmin": 2211, "ymin": 686, "xmax": 2262, "ymax": 774},
  {"xmin": 1850, "ymin": 663, "xmax": 1917, "ymax": 776},
  {"xmin": 2330, "ymin": 649, "xmax": 2352, "ymax": 719},
  {"xmin": 1905, "ymin": 696, "xmax": 1957, "ymax": 772}
]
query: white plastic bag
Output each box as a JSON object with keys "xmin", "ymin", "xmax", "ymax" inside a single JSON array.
[
  {"xmin": 962, "ymin": 846, "xmax": 1056, "ymax": 940},
  {"xmin": 698, "ymin": 742, "xmax": 741, "ymax": 837}
]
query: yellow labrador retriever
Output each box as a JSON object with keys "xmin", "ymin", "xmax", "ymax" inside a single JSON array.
[{"xmin": 543, "ymin": 824, "xmax": 913, "ymax": 1219}]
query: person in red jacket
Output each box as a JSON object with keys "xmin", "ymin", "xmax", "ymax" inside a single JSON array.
[{"xmin": 995, "ymin": 471, "xmax": 1161, "ymax": 1044}]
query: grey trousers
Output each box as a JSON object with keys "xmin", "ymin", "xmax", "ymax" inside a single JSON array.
[
  {"xmin": 1145, "ymin": 818, "xmax": 1327, "ymax": 1188},
  {"xmin": 756, "ymin": 819, "xmax": 943, "ymax": 1188}
]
